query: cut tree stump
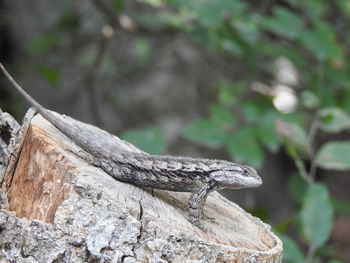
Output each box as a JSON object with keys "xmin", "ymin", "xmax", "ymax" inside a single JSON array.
[{"xmin": 0, "ymin": 109, "xmax": 283, "ymax": 262}]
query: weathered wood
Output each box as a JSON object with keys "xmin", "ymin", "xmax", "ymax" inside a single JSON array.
[{"xmin": 0, "ymin": 109, "xmax": 283, "ymax": 262}]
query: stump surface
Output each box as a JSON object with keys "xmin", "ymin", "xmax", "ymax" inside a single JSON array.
[{"xmin": 0, "ymin": 110, "xmax": 283, "ymax": 262}]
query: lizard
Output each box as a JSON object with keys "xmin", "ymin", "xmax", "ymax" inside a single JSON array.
[{"xmin": 0, "ymin": 63, "xmax": 262, "ymax": 229}]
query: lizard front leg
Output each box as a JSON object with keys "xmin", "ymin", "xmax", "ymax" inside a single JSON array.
[{"xmin": 188, "ymin": 181, "xmax": 217, "ymax": 229}]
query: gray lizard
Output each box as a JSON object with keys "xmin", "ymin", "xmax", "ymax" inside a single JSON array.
[{"xmin": 0, "ymin": 63, "xmax": 262, "ymax": 229}]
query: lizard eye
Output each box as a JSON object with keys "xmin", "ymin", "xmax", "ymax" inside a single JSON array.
[{"xmin": 242, "ymin": 168, "xmax": 249, "ymax": 175}]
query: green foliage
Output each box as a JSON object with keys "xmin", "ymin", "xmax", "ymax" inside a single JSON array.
[
  {"xmin": 299, "ymin": 26, "xmax": 343, "ymax": 61},
  {"xmin": 278, "ymin": 233, "xmax": 305, "ymax": 263},
  {"xmin": 27, "ymin": 32, "xmax": 59, "ymax": 55},
  {"xmin": 134, "ymin": 39, "xmax": 151, "ymax": 64},
  {"xmin": 256, "ymin": 111, "xmax": 280, "ymax": 152},
  {"xmin": 209, "ymin": 104, "xmax": 236, "ymax": 127},
  {"xmin": 35, "ymin": 67, "xmax": 60, "ymax": 87},
  {"xmin": 300, "ymin": 90, "xmax": 319, "ymax": 109},
  {"xmin": 287, "ymin": 174, "xmax": 307, "ymax": 204},
  {"xmin": 114, "ymin": 0, "xmax": 124, "ymax": 12},
  {"xmin": 332, "ymin": 199, "xmax": 350, "ymax": 214},
  {"xmin": 300, "ymin": 183, "xmax": 334, "ymax": 248},
  {"xmin": 319, "ymin": 108, "xmax": 350, "ymax": 133},
  {"xmin": 227, "ymin": 127, "xmax": 263, "ymax": 168},
  {"xmin": 121, "ymin": 127, "xmax": 166, "ymax": 154},
  {"xmin": 182, "ymin": 118, "xmax": 228, "ymax": 148},
  {"xmin": 137, "ymin": 1, "xmax": 350, "ymax": 261},
  {"xmin": 315, "ymin": 142, "xmax": 350, "ymax": 170},
  {"xmin": 261, "ymin": 7, "xmax": 303, "ymax": 40}
]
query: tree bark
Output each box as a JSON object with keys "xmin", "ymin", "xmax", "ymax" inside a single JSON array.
[{"xmin": 0, "ymin": 109, "xmax": 283, "ymax": 262}]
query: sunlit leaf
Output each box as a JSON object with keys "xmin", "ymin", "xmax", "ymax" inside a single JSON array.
[
  {"xmin": 303, "ymin": 0, "xmax": 326, "ymax": 18},
  {"xmin": 235, "ymin": 17, "xmax": 260, "ymax": 44},
  {"xmin": 144, "ymin": 0, "xmax": 163, "ymax": 7},
  {"xmin": 319, "ymin": 107, "xmax": 350, "ymax": 133},
  {"xmin": 315, "ymin": 141, "xmax": 350, "ymax": 170},
  {"xmin": 121, "ymin": 127, "xmax": 166, "ymax": 154},
  {"xmin": 182, "ymin": 119, "xmax": 228, "ymax": 147},
  {"xmin": 185, "ymin": 0, "xmax": 245, "ymax": 27},
  {"xmin": 261, "ymin": 7, "xmax": 303, "ymax": 40},
  {"xmin": 299, "ymin": 23, "xmax": 343, "ymax": 61},
  {"xmin": 301, "ymin": 183, "xmax": 334, "ymax": 248},
  {"xmin": 227, "ymin": 127, "xmax": 264, "ymax": 168}
]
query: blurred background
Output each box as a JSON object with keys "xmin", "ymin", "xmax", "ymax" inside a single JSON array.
[{"xmin": 0, "ymin": 1, "xmax": 350, "ymax": 262}]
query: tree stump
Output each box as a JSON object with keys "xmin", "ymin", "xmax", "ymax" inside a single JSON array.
[{"xmin": 0, "ymin": 109, "xmax": 283, "ymax": 262}]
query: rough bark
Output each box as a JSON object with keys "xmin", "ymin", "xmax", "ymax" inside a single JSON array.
[{"xmin": 0, "ymin": 109, "xmax": 283, "ymax": 262}]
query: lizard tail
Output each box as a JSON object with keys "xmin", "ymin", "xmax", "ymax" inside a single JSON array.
[
  {"xmin": 0, "ymin": 63, "xmax": 47, "ymax": 114},
  {"xmin": 0, "ymin": 63, "xmax": 98, "ymax": 156}
]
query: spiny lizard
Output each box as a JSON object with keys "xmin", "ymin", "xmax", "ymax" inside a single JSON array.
[{"xmin": 0, "ymin": 63, "xmax": 262, "ymax": 229}]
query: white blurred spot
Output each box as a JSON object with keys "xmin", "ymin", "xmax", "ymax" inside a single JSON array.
[
  {"xmin": 118, "ymin": 14, "xmax": 137, "ymax": 31},
  {"xmin": 101, "ymin": 25, "xmax": 114, "ymax": 38},
  {"xmin": 275, "ymin": 57, "xmax": 299, "ymax": 87},
  {"xmin": 273, "ymin": 85, "xmax": 298, "ymax": 113}
]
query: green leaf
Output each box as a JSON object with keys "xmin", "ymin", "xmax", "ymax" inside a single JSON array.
[
  {"xmin": 135, "ymin": 39, "xmax": 151, "ymax": 63},
  {"xmin": 218, "ymin": 38, "xmax": 244, "ymax": 56},
  {"xmin": 227, "ymin": 127, "xmax": 264, "ymax": 168},
  {"xmin": 182, "ymin": 119, "xmax": 228, "ymax": 147},
  {"xmin": 209, "ymin": 105, "xmax": 236, "ymax": 127},
  {"xmin": 215, "ymin": 81, "xmax": 237, "ymax": 106},
  {"xmin": 327, "ymin": 260, "xmax": 343, "ymax": 263},
  {"xmin": 319, "ymin": 107, "xmax": 350, "ymax": 133},
  {"xmin": 242, "ymin": 102, "xmax": 262, "ymax": 124},
  {"xmin": 332, "ymin": 199, "xmax": 350, "ymax": 214},
  {"xmin": 300, "ymin": 90, "xmax": 320, "ymax": 109},
  {"xmin": 276, "ymin": 120, "xmax": 308, "ymax": 154},
  {"xmin": 300, "ymin": 183, "xmax": 334, "ymax": 248},
  {"xmin": 284, "ymin": 138, "xmax": 309, "ymax": 182},
  {"xmin": 315, "ymin": 141, "xmax": 350, "ymax": 170},
  {"xmin": 57, "ymin": 11, "xmax": 79, "ymax": 30},
  {"xmin": 261, "ymin": 7, "xmax": 303, "ymax": 40},
  {"xmin": 235, "ymin": 17, "xmax": 260, "ymax": 44},
  {"xmin": 299, "ymin": 23, "xmax": 343, "ymax": 61},
  {"xmin": 141, "ymin": 0, "xmax": 163, "ymax": 7},
  {"xmin": 287, "ymin": 173, "xmax": 308, "ymax": 203},
  {"xmin": 257, "ymin": 111, "xmax": 280, "ymax": 152},
  {"xmin": 303, "ymin": 0, "xmax": 326, "ymax": 19},
  {"xmin": 278, "ymin": 233, "xmax": 305, "ymax": 263},
  {"xmin": 274, "ymin": 217, "xmax": 297, "ymax": 233},
  {"xmin": 27, "ymin": 32, "xmax": 59, "ymax": 55},
  {"xmin": 121, "ymin": 127, "xmax": 166, "ymax": 154},
  {"xmin": 186, "ymin": 0, "xmax": 245, "ymax": 28},
  {"xmin": 114, "ymin": 0, "xmax": 124, "ymax": 12},
  {"xmin": 36, "ymin": 67, "xmax": 60, "ymax": 87}
]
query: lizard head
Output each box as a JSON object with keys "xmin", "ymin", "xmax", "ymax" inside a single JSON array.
[{"xmin": 210, "ymin": 163, "xmax": 262, "ymax": 189}]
